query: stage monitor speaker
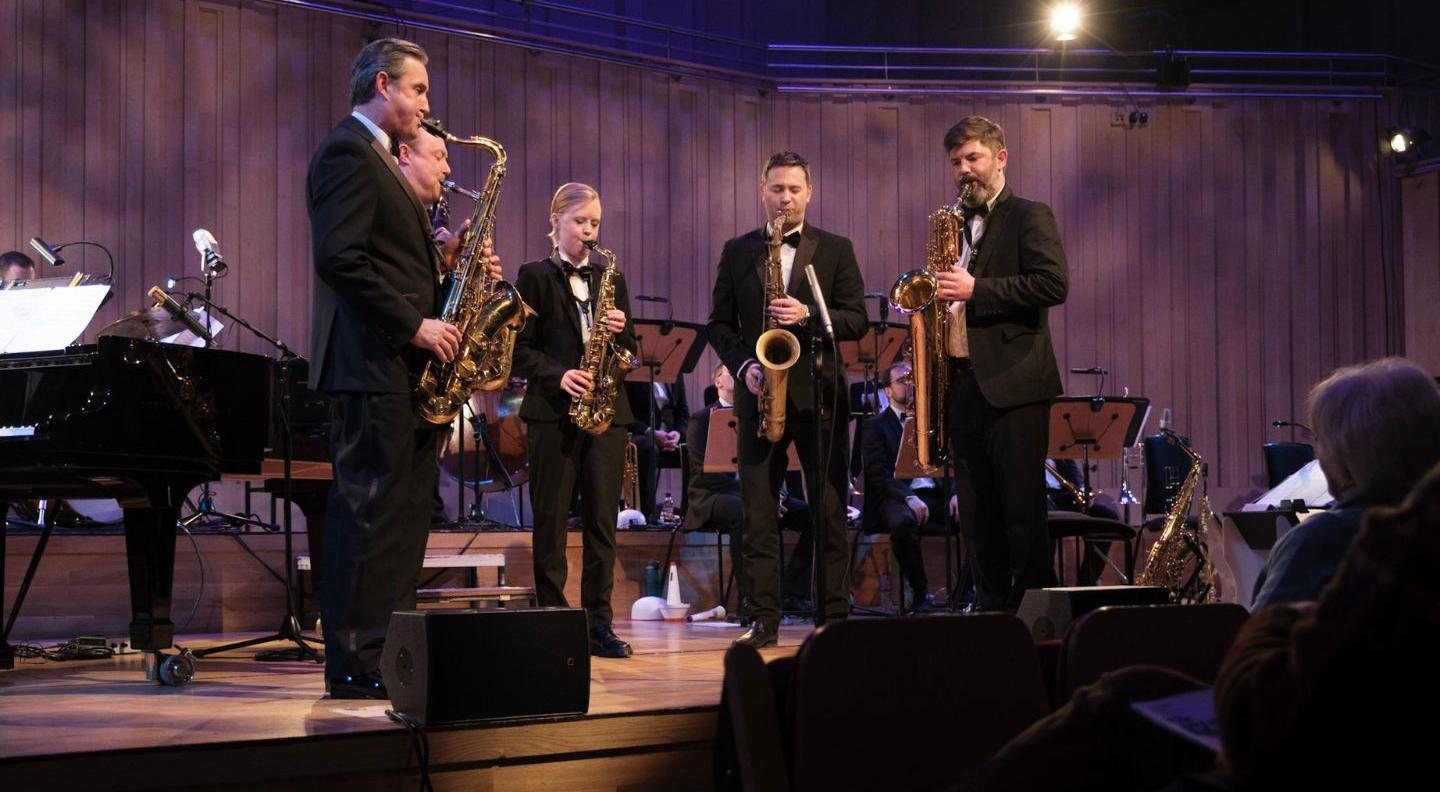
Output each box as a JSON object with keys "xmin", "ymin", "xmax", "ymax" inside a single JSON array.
[
  {"xmin": 381, "ymin": 608, "xmax": 590, "ymax": 725},
  {"xmin": 1017, "ymin": 586, "xmax": 1169, "ymax": 641}
]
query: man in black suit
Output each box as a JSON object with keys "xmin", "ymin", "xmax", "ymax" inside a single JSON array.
[
  {"xmin": 687, "ymin": 364, "xmax": 814, "ymax": 620},
  {"xmin": 708, "ymin": 151, "xmax": 867, "ymax": 647},
  {"xmin": 861, "ymin": 362, "xmax": 949, "ymax": 612},
  {"xmin": 932, "ymin": 116, "xmax": 1068, "ymax": 612},
  {"xmin": 625, "ymin": 377, "xmax": 689, "ymax": 520},
  {"xmin": 307, "ymin": 38, "xmax": 497, "ymax": 698}
]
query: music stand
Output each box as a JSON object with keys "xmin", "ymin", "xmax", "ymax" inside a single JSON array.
[
  {"xmin": 628, "ymin": 319, "xmax": 706, "ymax": 521},
  {"xmin": 1047, "ymin": 396, "xmax": 1150, "ymax": 505},
  {"xmin": 838, "ymin": 321, "xmax": 908, "ymax": 376}
]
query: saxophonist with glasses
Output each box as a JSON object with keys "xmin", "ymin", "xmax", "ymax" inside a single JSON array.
[
  {"xmin": 923, "ymin": 116, "xmax": 1068, "ymax": 614},
  {"xmin": 707, "ymin": 151, "xmax": 867, "ymax": 648},
  {"xmin": 513, "ymin": 182, "xmax": 637, "ymax": 659}
]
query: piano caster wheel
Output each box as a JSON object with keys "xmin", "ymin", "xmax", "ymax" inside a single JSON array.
[{"xmin": 143, "ymin": 648, "xmax": 196, "ymax": 686}]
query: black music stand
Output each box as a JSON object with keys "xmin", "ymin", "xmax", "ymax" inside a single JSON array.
[
  {"xmin": 185, "ymin": 294, "xmax": 322, "ymax": 663},
  {"xmin": 1047, "ymin": 396, "xmax": 1150, "ymax": 507},
  {"xmin": 628, "ymin": 319, "xmax": 706, "ymax": 522}
]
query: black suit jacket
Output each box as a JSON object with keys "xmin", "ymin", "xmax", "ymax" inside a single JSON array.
[
  {"xmin": 707, "ymin": 223, "xmax": 867, "ymax": 420},
  {"xmin": 513, "ymin": 252, "xmax": 638, "ymax": 425},
  {"xmin": 625, "ymin": 379, "xmax": 689, "ymax": 436},
  {"xmin": 964, "ymin": 184, "xmax": 1068, "ymax": 408},
  {"xmin": 686, "ymin": 404, "xmax": 740, "ymax": 529},
  {"xmin": 861, "ymin": 408, "xmax": 916, "ymax": 531},
  {"xmin": 307, "ymin": 115, "xmax": 442, "ymax": 393}
]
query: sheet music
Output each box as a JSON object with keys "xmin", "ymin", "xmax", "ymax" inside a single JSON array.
[
  {"xmin": 159, "ymin": 310, "xmax": 226, "ymax": 348},
  {"xmin": 1243, "ymin": 459, "xmax": 1334, "ymax": 510},
  {"xmin": 0, "ymin": 283, "xmax": 111, "ymax": 353}
]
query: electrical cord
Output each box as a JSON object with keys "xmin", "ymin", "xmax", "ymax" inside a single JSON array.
[{"xmin": 386, "ymin": 709, "xmax": 435, "ymax": 792}]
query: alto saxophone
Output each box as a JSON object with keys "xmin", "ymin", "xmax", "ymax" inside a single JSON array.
[
  {"xmin": 1135, "ymin": 429, "xmax": 1217, "ymax": 603},
  {"xmin": 569, "ymin": 240, "xmax": 640, "ymax": 435},
  {"xmin": 887, "ymin": 183, "xmax": 971, "ymax": 473},
  {"xmin": 414, "ymin": 119, "xmax": 536, "ymax": 425},
  {"xmin": 755, "ymin": 211, "xmax": 802, "ymax": 442}
]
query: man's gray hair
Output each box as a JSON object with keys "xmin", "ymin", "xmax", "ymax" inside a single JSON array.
[
  {"xmin": 1307, "ymin": 357, "xmax": 1440, "ymax": 504},
  {"xmin": 349, "ymin": 38, "xmax": 427, "ymax": 107}
]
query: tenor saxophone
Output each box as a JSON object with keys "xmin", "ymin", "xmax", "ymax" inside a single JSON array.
[
  {"xmin": 414, "ymin": 119, "xmax": 536, "ymax": 425},
  {"xmin": 887, "ymin": 184, "xmax": 971, "ymax": 473},
  {"xmin": 569, "ymin": 241, "xmax": 640, "ymax": 435},
  {"xmin": 1135, "ymin": 430, "xmax": 1217, "ymax": 603},
  {"xmin": 755, "ymin": 211, "xmax": 802, "ymax": 442}
]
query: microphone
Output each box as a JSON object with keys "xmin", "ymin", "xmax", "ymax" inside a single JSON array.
[
  {"xmin": 148, "ymin": 286, "xmax": 213, "ymax": 342},
  {"xmin": 29, "ymin": 237, "xmax": 65, "ymax": 267},
  {"xmin": 687, "ymin": 605, "xmax": 726, "ymax": 622},
  {"xmin": 1272, "ymin": 419, "xmax": 1314, "ymax": 434},
  {"xmin": 192, "ymin": 229, "xmax": 228, "ymax": 275},
  {"xmin": 634, "ymin": 295, "xmax": 670, "ymax": 303},
  {"xmin": 804, "ymin": 264, "xmax": 835, "ymax": 339},
  {"xmin": 1159, "ymin": 407, "xmax": 1173, "ymax": 431},
  {"xmin": 1069, "ymin": 366, "xmax": 1108, "ymax": 375}
]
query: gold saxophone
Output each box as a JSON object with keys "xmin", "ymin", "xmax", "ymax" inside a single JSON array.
[
  {"xmin": 569, "ymin": 241, "xmax": 640, "ymax": 435},
  {"xmin": 621, "ymin": 441, "xmax": 640, "ymax": 511},
  {"xmin": 755, "ymin": 211, "xmax": 802, "ymax": 442},
  {"xmin": 1135, "ymin": 430, "xmax": 1217, "ymax": 603},
  {"xmin": 414, "ymin": 119, "xmax": 536, "ymax": 425},
  {"xmin": 887, "ymin": 184, "xmax": 971, "ymax": 473}
]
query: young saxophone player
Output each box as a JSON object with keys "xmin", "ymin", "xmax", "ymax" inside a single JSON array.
[{"xmin": 513, "ymin": 182, "xmax": 638, "ymax": 658}]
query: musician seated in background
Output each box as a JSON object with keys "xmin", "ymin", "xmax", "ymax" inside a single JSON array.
[
  {"xmin": 861, "ymin": 362, "xmax": 949, "ymax": 612},
  {"xmin": 625, "ymin": 377, "xmax": 689, "ymax": 521},
  {"xmin": 1250, "ymin": 356, "xmax": 1440, "ymax": 610},
  {"xmin": 687, "ymin": 363, "xmax": 815, "ymax": 618},
  {"xmin": 512, "ymin": 182, "xmax": 636, "ymax": 659},
  {"xmin": 1, "ymin": 250, "xmax": 37, "ymax": 282}
]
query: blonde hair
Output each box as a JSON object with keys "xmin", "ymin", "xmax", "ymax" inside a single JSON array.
[
  {"xmin": 1307, "ymin": 357, "xmax": 1440, "ymax": 504},
  {"xmin": 548, "ymin": 182, "xmax": 600, "ymax": 246}
]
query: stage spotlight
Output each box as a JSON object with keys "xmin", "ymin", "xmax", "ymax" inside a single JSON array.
[
  {"xmin": 1384, "ymin": 127, "xmax": 1431, "ymax": 161},
  {"xmin": 1050, "ymin": 3, "xmax": 1081, "ymax": 42}
]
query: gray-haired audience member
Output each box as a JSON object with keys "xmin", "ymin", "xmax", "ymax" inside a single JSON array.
[{"xmin": 1251, "ymin": 357, "xmax": 1440, "ymax": 609}]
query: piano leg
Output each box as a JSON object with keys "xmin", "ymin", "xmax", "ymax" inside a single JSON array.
[{"xmin": 123, "ymin": 504, "xmax": 180, "ymax": 652}]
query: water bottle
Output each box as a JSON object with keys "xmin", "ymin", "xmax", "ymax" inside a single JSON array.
[
  {"xmin": 660, "ymin": 492, "xmax": 676, "ymax": 525},
  {"xmin": 642, "ymin": 562, "xmax": 663, "ymax": 598}
]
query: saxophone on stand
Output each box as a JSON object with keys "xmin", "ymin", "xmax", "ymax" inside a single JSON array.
[{"xmin": 1135, "ymin": 429, "xmax": 1217, "ymax": 603}]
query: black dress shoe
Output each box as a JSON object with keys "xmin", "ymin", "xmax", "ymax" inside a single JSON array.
[
  {"xmin": 590, "ymin": 626, "xmax": 634, "ymax": 658},
  {"xmin": 733, "ymin": 622, "xmax": 778, "ymax": 649},
  {"xmin": 325, "ymin": 670, "xmax": 388, "ymax": 700}
]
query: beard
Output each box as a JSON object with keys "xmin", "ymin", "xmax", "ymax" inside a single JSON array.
[{"xmin": 960, "ymin": 170, "xmax": 1002, "ymax": 208}]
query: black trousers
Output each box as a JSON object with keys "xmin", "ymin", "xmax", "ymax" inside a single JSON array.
[
  {"xmin": 526, "ymin": 420, "xmax": 625, "ymax": 628},
  {"xmin": 704, "ymin": 492, "xmax": 814, "ymax": 609},
  {"xmin": 736, "ymin": 410, "xmax": 850, "ymax": 629},
  {"xmin": 946, "ymin": 366, "xmax": 1056, "ymax": 612},
  {"xmin": 869, "ymin": 485, "xmax": 948, "ymax": 598},
  {"xmin": 322, "ymin": 391, "xmax": 439, "ymax": 680}
]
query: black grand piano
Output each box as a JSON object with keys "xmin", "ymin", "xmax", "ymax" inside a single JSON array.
[{"xmin": 0, "ymin": 336, "xmax": 271, "ymax": 670}]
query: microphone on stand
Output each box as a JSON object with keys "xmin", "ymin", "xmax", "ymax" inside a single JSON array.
[
  {"xmin": 1271, "ymin": 419, "xmax": 1314, "ymax": 435},
  {"xmin": 1159, "ymin": 407, "xmax": 1173, "ymax": 431},
  {"xmin": 192, "ymin": 229, "xmax": 228, "ymax": 275},
  {"xmin": 804, "ymin": 265, "xmax": 835, "ymax": 339},
  {"xmin": 148, "ymin": 286, "xmax": 213, "ymax": 342}
]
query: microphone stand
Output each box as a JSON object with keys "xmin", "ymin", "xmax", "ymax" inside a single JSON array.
[{"xmin": 185, "ymin": 293, "xmax": 322, "ymax": 662}]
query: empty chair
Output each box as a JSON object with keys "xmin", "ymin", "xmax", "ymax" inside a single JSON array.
[
  {"xmin": 1262, "ymin": 441, "xmax": 1315, "ymax": 489},
  {"xmin": 720, "ymin": 614, "xmax": 1051, "ymax": 791},
  {"xmin": 1055, "ymin": 603, "xmax": 1250, "ymax": 704}
]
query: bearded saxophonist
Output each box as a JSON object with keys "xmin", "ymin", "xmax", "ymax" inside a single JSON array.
[
  {"xmin": 512, "ymin": 182, "xmax": 637, "ymax": 659},
  {"xmin": 932, "ymin": 116, "xmax": 1068, "ymax": 613},
  {"xmin": 707, "ymin": 152, "xmax": 867, "ymax": 648}
]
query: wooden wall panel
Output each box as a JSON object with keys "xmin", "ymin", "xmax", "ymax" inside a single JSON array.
[{"xmin": 0, "ymin": 0, "xmax": 1411, "ymax": 510}]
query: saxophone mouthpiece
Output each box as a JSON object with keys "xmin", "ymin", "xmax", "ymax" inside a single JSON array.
[
  {"xmin": 420, "ymin": 117, "xmax": 447, "ymax": 138},
  {"xmin": 441, "ymin": 180, "xmax": 481, "ymax": 200},
  {"xmin": 583, "ymin": 240, "xmax": 598, "ymax": 250}
]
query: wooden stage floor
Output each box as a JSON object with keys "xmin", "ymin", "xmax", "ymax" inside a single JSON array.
[{"xmin": 1, "ymin": 619, "xmax": 810, "ymax": 791}]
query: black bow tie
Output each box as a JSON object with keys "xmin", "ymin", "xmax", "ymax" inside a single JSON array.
[
  {"xmin": 562, "ymin": 261, "xmax": 591, "ymax": 277},
  {"xmin": 961, "ymin": 202, "xmax": 989, "ymax": 220},
  {"xmin": 782, "ymin": 231, "xmax": 802, "ymax": 248}
]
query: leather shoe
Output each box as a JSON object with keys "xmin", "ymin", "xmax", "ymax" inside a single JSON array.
[
  {"xmin": 325, "ymin": 670, "xmax": 387, "ymax": 700},
  {"xmin": 907, "ymin": 593, "xmax": 939, "ymax": 614},
  {"xmin": 590, "ymin": 625, "xmax": 634, "ymax": 658},
  {"xmin": 732, "ymin": 622, "xmax": 778, "ymax": 649}
]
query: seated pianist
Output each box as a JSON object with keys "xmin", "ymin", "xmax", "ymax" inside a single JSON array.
[
  {"xmin": 687, "ymin": 363, "xmax": 814, "ymax": 620},
  {"xmin": 861, "ymin": 362, "xmax": 952, "ymax": 612}
]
